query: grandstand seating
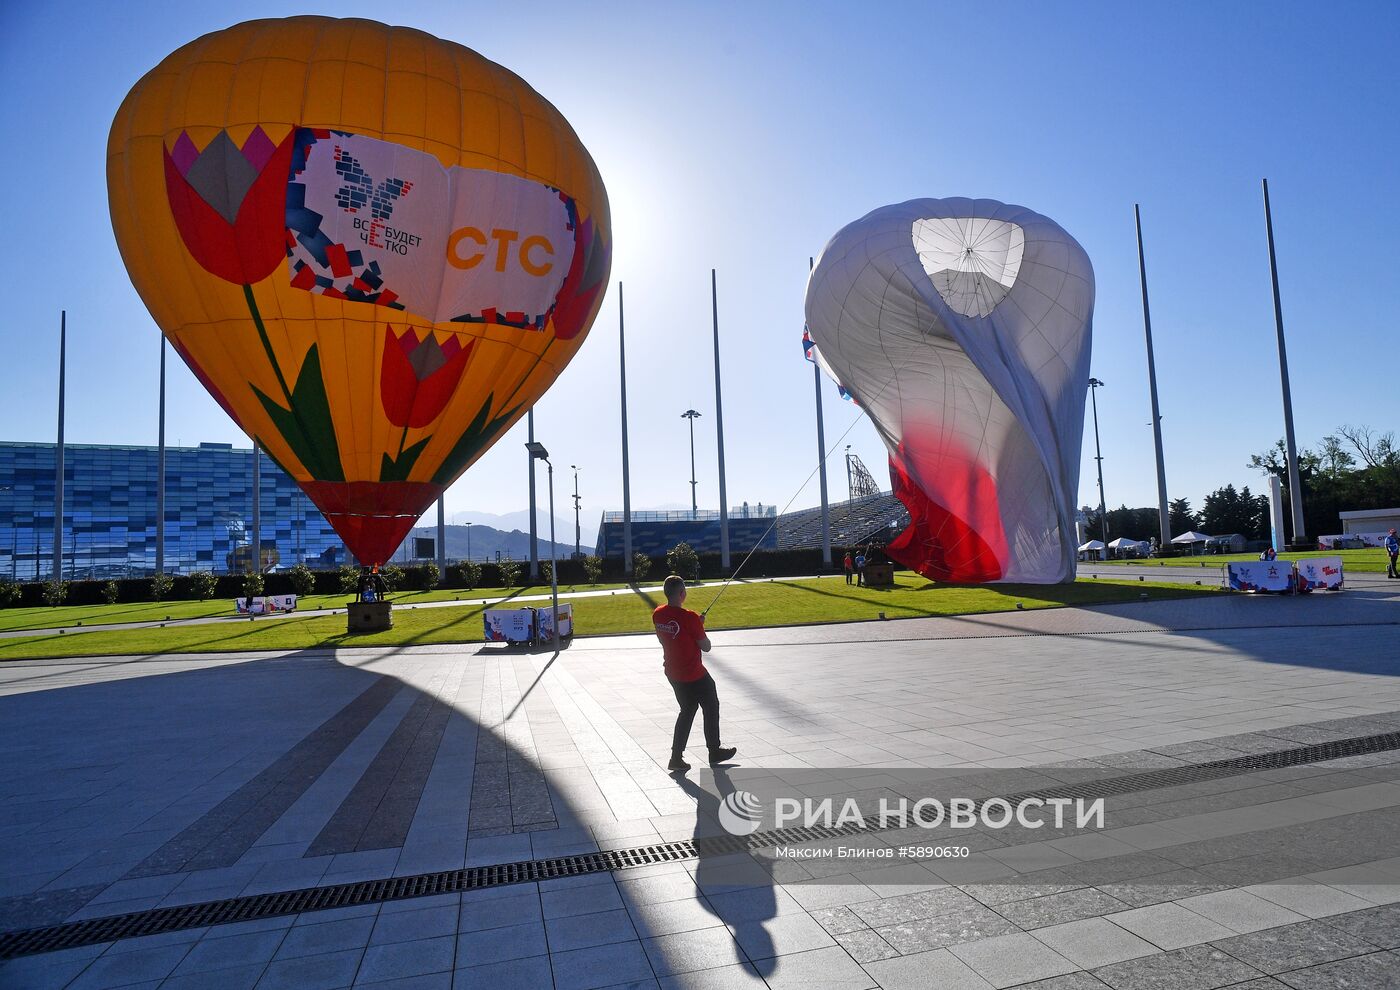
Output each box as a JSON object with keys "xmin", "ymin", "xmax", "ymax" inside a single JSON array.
[{"xmin": 775, "ymin": 492, "xmax": 908, "ymax": 550}]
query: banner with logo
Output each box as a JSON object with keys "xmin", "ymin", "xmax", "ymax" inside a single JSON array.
[
  {"xmin": 1227, "ymin": 562, "xmax": 1294, "ymax": 593},
  {"xmin": 484, "ymin": 608, "xmax": 534, "ymax": 643},
  {"xmin": 537, "ymin": 603, "xmax": 573, "ymax": 640},
  {"xmin": 1296, "ymin": 556, "xmax": 1344, "ymax": 592},
  {"xmin": 234, "ymin": 595, "xmax": 297, "ymax": 615},
  {"xmin": 287, "ymin": 129, "xmax": 575, "ymax": 329}
]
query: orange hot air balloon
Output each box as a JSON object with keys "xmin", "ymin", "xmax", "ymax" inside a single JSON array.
[{"xmin": 107, "ymin": 17, "xmax": 611, "ymax": 564}]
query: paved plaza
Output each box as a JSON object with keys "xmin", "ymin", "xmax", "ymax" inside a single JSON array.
[{"xmin": 2, "ymin": 581, "xmax": 1400, "ymax": 989}]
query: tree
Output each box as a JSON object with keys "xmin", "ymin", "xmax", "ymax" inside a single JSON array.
[
  {"xmin": 421, "ymin": 562, "xmax": 440, "ymax": 592},
  {"xmin": 43, "ymin": 579, "xmax": 69, "ymax": 607},
  {"xmin": 453, "ymin": 560, "xmax": 482, "ymax": 588},
  {"xmin": 667, "ymin": 542, "xmax": 700, "ymax": 581},
  {"xmin": 582, "ymin": 555, "xmax": 603, "ymax": 585},
  {"xmin": 288, "ymin": 563, "xmax": 316, "ymax": 598},
  {"xmin": 0, "ymin": 578, "xmax": 22, "ymax": 608},
  {"xmin": 150, "ymin": 572, "xmax": 174, "ymax": 601},
  {"xmin": 631, "ymin": 553, "xmax": 651, "ymax": 582},
  {"xmin": 101, "ymin": 581, "xmax": 120, "ymax": 605},
  {"xmin": 497, "ymin": 556, "xmax": 522, "ymax": 588},
  {"xmin": 242, "ymin": 570, "xmax": 264, "ymax": 598},
  {"xmin": 1168, "ymin": 498, "xmax": 1199, "ymax": 536},
  {"xmin": 338, "ymin": 564, "xmax": 360, "ymax": 594},
  {"xmin": 380, "ymin": 564, "xmax": 404, "ymax": 591},
  {"xmin": 188, "ymin": 570, "xmax": 218, "ymax": 601}
]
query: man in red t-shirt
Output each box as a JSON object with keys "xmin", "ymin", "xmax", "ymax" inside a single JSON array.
[{"xmin": 653, "ymin": 574, "xmax": 737, "ymax": 772}]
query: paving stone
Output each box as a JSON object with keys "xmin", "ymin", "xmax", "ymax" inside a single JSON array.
[
  {"xmin": 542, "ymin": 881, "xmax": 624, "ymax": 919},
  {"xmin": 274, "ymin": 916, "xmax": 376, "ymax": 959},
  {"xmin": 1244, "ymin": 882, "xmax": 1376, "ymax": 920},
  {"xmin": 1090, "ymin": 943, "xmax": 1263, "ymax": 990},
  {"xmin": 834, "ymin": 928, "xmax": 899, "ymax": 962},
  {"xmin": 451, "ymin": 954, "xmax": 551, "ymax": 990},
  {"xmin": 810, "ymin": 904, "xmax": 869, "ymax": 935},
  {"xmin": 1031, "ymin": 918, "xmax": 1158, "ymax": 969},
  {"xmin": 254, "ymin": 947, "xmax": 363, "ymax": 990},
  {"xmin": 862, "ymin": 947, "xmax": 995, "ymax": 989},
  {"xmin": 995, "ymin": 888, "xmax": 1132, "ymax": 930},
  {"xmin": 456, "ymin": 892, "xmax": 540, "ymax": 933},
  {"xmin": 1176, "ymin": 890, "xmax": 1309, "ymax": 935},
  {"xmin": 626, "ymin": 896, "xmax": 724, "ymax": 937},
  {"xmin": 172, "ymin": 929, "xmax": 285, "ymax": 974},
  {"xmin": 161, "ymin": 962, "xmax": 265, "ymax": 990},
  {"xmin": 1107, "ymin": 903, "xmax": 1236, "ymax": 951},
  {"xmin": 758, "ymin": 944, "xmax": 880, "ymax": 989},
  {"xmin": 848, "ymin": 887, "xmax": 975, "ymax": 928},
  {"xmin": 546, "ymin": 907, "xmax": 639, "ymax": 950},
  {"xmin": 66, "ymin": 942, "xmax": 192, "ymax": 989},
  {"xmin": 641, "ymin": 925, "xmax": 744, "ymax": 976},
  {"xmin": 874, "ymin": 902, "xmax": 1021, "ymax": 954},
  {"xmin": 949, "ymin": 932, "xmax": 1079, "ymax": 988},
  {"xmin": 1274, "ymin": 951, "xmax": 1400, "ymax": 989},
  {"xmin": 370, "ymin": 904, "xmax": 459, "ymax": 945},
  {"xmin": 1015, "ymin": 975, "xmax": 1114, "ymax": 989},
  {"xmin": 1321, "ymin": 903, "xmax": 1400, "ymax": 949},
  {"xmin": 1208, "ymin": 919, "xmax": 1376, "ymax": 974},
  {"xmin": 731, "ymin": 910, "xmax": 835, "ymax": 960},
  {"xmin": 356, "ymin": 935, "xmax": 455, "ymax": 983},
  {"xmin": 551, "ymin": 940, "xmax": 655, "ymax": 990},
  {"xmin": 654, "ymin": 961, "xmax": 768, "ymax": 989}
]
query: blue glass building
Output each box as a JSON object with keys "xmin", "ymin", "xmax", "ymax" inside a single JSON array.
[{"xmin": 0, "ymin": 441, "xmax": 347, "ymax": 580}]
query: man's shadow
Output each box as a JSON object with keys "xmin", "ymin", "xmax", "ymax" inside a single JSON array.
[{"xmin": 673, "ymin": 765, "xmax": 778, "ymax": 977}]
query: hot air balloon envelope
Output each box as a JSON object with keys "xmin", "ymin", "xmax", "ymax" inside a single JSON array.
[
  {"xmin": 805, "ymin": 198, "xmax": 1094, "ymax": 584},
  {"xmin": 108, "ymin": 17, "xmax": 611, "ymax": 565}
]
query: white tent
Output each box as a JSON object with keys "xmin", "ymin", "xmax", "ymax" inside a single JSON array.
[
  {"xmin": 1171, "ymin": 531, "xmax": 1212, "ymax": 544},
  {"xmin": 805, "ymin": 198, "xmax": 1094, "ymax": 584},
  {"xmin": 1078, "ymin": 540, "xmax": 1106, "ymax": 551},
  {"xmin": 1107, "ymin": 537, "xmax": 1140, "ymax": 548}
]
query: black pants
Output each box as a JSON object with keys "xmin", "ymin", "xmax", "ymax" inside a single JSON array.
[
  {"xmin": 844, "ymin": 569, "xmax": 852, "ymax": 584},
  {"xmin": 1389, "ymin": 553, "xmax": 1398, "ymax": 578},
  {"xmin": 669, "ymin": 673, "xmax": 721, "ymax": 755}
]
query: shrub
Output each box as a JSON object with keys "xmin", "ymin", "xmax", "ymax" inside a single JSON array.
[
  {"xmin": 538, "ymin": 560, "xmax": 553, "ymax": 585},
  {"xmin": 421, "ymin": 561, "xmax": 440, "ymax": 592},
  {"xmin": 42, "ymin": 579, "xmax": 69, "ymax": 607},
  {"xmin": 242, "ymin": 570, "xmax": 264, "ymax": 598},
  {"xmin": 0, "ymin": 578, "xmax": 22, "ymax": 608},
  {"xmin": 498, "ymin": 556, "xmax": 522, "ymax": 587},
  {"xmin": 667, "ymin": 542, "xmax": 700, "ymax": 581},
  {"xmin": 380, "ymin": 564, "xmax": 404, "ymax": 591},
  {"xmin": 188, "ymin": 570, "xmax": 218, "ymax": 601},
  {"xmin": 632, "ymin": 552, "xmax": 652, "ymax": 582},
  {"xmin": 150, "ymin": 572, "xmax": 174, "ymax": 601},
  {"xmin": 101, "ymin": 580, "xmax": 120, "ymax": 605},
  {"xmin": 338, "ymin": 564, "xmax": 360, "ymax": 594},
  {"xmin": 582, "ymin": 555, "xmax": 603, "ymax": 585},
  {"xmin": 453, "ymin": 560, "xmax": 482, "ymax": 588},
  {"xmin": 288, "ymin": 563, "xmax": 316, "ymax": 598}
]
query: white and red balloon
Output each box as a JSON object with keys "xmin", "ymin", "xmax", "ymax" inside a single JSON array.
[{"xmin": 805, "ymin": 198, "xmax": 1094, "ymax": 583}]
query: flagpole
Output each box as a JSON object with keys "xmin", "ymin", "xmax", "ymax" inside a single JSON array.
[
  {"xmin": 251, "ymin": 441, "xmax": 261, "ymax": 573},
  {"xmin": 619, "ymin": 282, "xmax": 633, "ymax": 575},
  {"xmin": 156, "ymin": 336, "xmax": 166, "ymax": 576},
  {"xmin": 54, "ymin": 311, "xmax": 66, "ymax": 581},
  {"xmin": 528, "ymin": 409, "xmax": 539, "ymax": 580},
  {"xmin": 1135, "ymin": 205, "xmax": 1171, "ymax": 551},
  {"xmin": 809, "ymin": 258, "xmax": 831, "ymax": 568},
  {"xmin": 1262, "ymin": 179, "xmax": 1307, "ymax": 547},
  {"xmin": 711, "ymin": 269, "xmax": 730, "ymax": 570},
  {"xmin": 436, "ymin": 495, "xmax": 446, "ymax": 572}
]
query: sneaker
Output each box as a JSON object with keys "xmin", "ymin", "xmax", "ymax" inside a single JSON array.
[
  {"xmin": 667, "ymin": 754, "xmax": 691, "ymax": 772},
  {"xmin": 709, "ymin": 747, "xmax": 737, "ymax": 765}
]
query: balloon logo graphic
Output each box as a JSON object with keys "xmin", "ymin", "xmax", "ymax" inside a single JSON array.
[
  {"xmin": 108, "ymin": 17, "xmax": 611, "ymax": 564},
  {"xmin": 805, "ymin": 199, "xmax": 1093, "ymax": 584}
]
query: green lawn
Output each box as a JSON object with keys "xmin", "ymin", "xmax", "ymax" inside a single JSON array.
[
  {"xmin": 1091, "ymin": 548, "xmax": 1388, "ymax": 572},
  {"xmin": 0, "ymin": 574, "xmax": 1215, "ymax": 662},
  {"xmin": 0, "ymin": 582, "xmax": 635, "ymax": 633}
]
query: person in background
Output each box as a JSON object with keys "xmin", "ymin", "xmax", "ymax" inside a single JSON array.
[
  {"xmin": 1386, "ymin": 528, "xmax": 1399, "ymax": 579},
  {"xmin": 653, "ymin": 575, "xmax": 737, "ymax": 772},
  {"xmin": 854, "ymin": 549, "xmax": 867, "ymax": 586},
  {"xmin": 1259, "ymin": 546, "xmax": 1277, "ymax": 562},
  {"xmin": 843, "ymin": 550, "xmax": 854, "ymax": 585}
]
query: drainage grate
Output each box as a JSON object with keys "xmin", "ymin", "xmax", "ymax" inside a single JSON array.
[{"xmin": 3, "ymin": 728, "xmax": 1398, "ymax": 959}]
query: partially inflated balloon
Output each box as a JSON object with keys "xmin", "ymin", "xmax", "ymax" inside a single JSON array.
[
  {"xmin": 805, "ymin": 199, "xmax": 1093, "ymax": 583},
  {"xmin": 108, "ymin": 17, "xmax": 610, "ymax": 564}
]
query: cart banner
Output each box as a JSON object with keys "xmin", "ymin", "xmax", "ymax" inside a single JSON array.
[
  {"xmin": 484, "ymin": 608, "xmax": 534, "ymax": 643},
  {"xmin": 1227, "ymin": 562, "xmax": 1294, "ymax": 593},
  {"xmin": 1318, "ymin": 532, "xmax": 1389, "ymax": 549},
  {"xmin": 234, "ymin": 594, "xmax": 297, "ymax": 615},
  {"xmin": 538, "ymin": 603, "xmax": 573, "ymax": 640},
  {"xmin": 1296, "ymin": 556, "xmax": 1344, "ymax": 592}
]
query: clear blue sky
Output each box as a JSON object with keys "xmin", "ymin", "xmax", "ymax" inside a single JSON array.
[{"xmin": 2, "ymin": 1, "xmax": 1396, "ymax": 541}]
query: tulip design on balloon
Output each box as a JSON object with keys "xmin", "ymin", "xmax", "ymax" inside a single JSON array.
[{"xmin": 805, "ymin": 198, "xmax": 1095, "ymax": 584}]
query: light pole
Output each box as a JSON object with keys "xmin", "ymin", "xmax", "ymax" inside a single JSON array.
[
  {"xmin": 1088, "ymin": 378, "xmax": 1108, "ymax": 547},
  {"xmin": 681, "ymin": 410, "xmax": 701, "ymax": 518},
  {"xmin": 465, "ymin": 522, "xmax": 472, "ymax": 561},
  {"xmin": 526, "ymin": 441, "xmax": 560, "ymax": 652},
  {"xmin": 570, "ymin": 465, "xmax": 581, "ymax": 559}
]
